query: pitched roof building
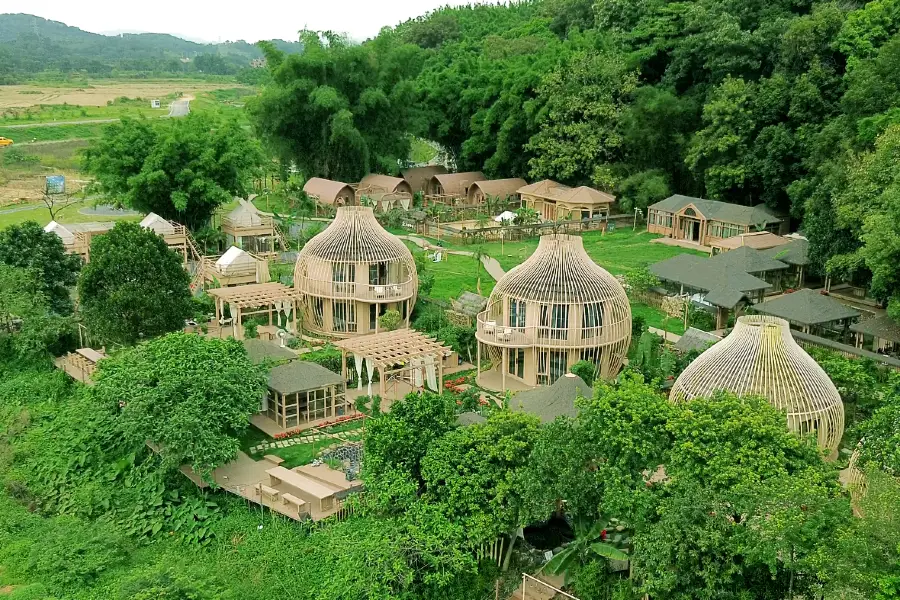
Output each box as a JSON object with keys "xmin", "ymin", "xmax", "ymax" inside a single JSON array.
[
  {"xmin": 647, "ymin": 195, "xmax": 788, "ymax": 247},
  {"xmin": 401, "ymin": 165, "xmax": 448, "ymax": 194},
  {"xmin": 303, "ymin": 178, "xmax": 355, "ymax": 206},
  {"xmin": 518, "ymin": 180, "xmax": 615, "ymax": 222},
  {"xmin": 754, "ymin": 288, "xmax": 861, "ymax": 333}
]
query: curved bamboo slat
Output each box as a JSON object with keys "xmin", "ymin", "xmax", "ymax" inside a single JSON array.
[
  {"xmin": 294, "ymin": 206, "xmax": 418, "ymax": 337},
  {"xmin": 671, "ymin": 315, "xmax": 845, "ymax": 457},
  {"xmin": 477, "ymin": 234, "xmax": 632, "ymax": 384}
]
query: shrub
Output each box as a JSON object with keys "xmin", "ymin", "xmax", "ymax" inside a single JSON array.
[
  {"xmin": 379, "ymin": 309, "xmax": 402, "ymax": 331},
  {"xmin": 570, "ymin": 360, "xmax": 596, "ymax": 387}
]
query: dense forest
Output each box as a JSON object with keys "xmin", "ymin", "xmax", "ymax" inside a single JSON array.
[
  {"xmin": 0, "ymin": 13, "xmax": 302, "ymax": 80},
  {"xmin": 252, "ymin": 0, "xmax": 900, "ymax": 318}
]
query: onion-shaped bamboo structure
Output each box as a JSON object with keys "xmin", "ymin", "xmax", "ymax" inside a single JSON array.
[
  {"xmin": 671, "ymin": 315, "xmax": 845, "ymax": 457},
  {"xmin": 475, "ymin": 234, "xmax": 631, "ymax": 390},
  {"xmin": 294, "ymin": 206, "xmax": 417, "ymax": 337}
]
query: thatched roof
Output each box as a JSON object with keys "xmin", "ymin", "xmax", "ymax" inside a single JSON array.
[
  {"xmin": 649, "ymin": 195, "xmax": 783, "ymax": 227},
  {"xmin": 467, "ymin": 178, "xmax": 527, "ymax": 201},
  {"xmin": 358, "ymin": 174, "xmax": 411, "ymax": 195},
  {"xmin": 452, "ymin": 291, "xmax": 488, "ymax": 317},
  {"xmin": 456, "ymin": 411, "xmax": 487, "ymax": 426},
  {"xmin": 430, "ymin": 171, "xmax": 486, "ymax": 196},
  {"xmin": 517, "ymin": 180, "xmax": 615, "ymax": 205},
  {"xmin": 303, "ymin": 178, "xmax": 354, "ymax": 205},
  {"xmin": 401, "ymin": 165, "xmax": 447, "ymax": 193},
  {"xmin": 268, "ymin": 360, "xmax": 343, "ymax": 395},
  {"xmin": 850, "ymin": 314, "xmax": 900, "ymax": 343},
  {"xmin": 511, "ymin": 373, "xmax": 591, "ymax": 423},
  {"xmin": 754, "ymin": 289, "xmax": 860, "ymax": 326},
  {"xmin": 242, "ymin": 339, "xmax": 296, "ymax": 365},
  {"xmin": 674, "ymin": 327, "xmax": 720, "ymax": 353}
]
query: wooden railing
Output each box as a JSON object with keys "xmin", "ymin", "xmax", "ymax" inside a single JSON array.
[
  {"xmin": 791, "ymin": 330, "xmax": 900, "ymax": 370},
  {"xmin": 297, "ymin": 277, "xmax": 417, "ymax": 302},
  {"xmin": 475, "ymin": 312, "xmax": 622, "ymax": 349}
]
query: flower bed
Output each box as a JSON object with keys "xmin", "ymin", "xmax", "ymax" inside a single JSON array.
[
  {"xmin": 272, "ymin": 413, "xmax": 366, "ymax": 441},
  {"xmin": 443, "ymin": 376, "xmax": 468, "ymax": 394}
]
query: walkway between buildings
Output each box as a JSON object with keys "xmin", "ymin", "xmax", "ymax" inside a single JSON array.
[{"xmin": 399, "ymin": 234, "xmax": 507, "ymax": 282}]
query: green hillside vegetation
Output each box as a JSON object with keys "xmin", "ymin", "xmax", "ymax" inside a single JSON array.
[
  {"xmin": 251, "ymin": 0, "xmax": 900, "ymax": 319},
  {"xmin": 0, "ymin": 13, "xmax": 302, "ymax": 82}
]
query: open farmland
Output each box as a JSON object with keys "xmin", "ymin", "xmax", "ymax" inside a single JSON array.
[{"xmin": 0, "ymin": 80, "xmax": 244, "ymax": 109}]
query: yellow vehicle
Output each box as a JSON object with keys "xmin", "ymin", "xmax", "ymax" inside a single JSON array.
[{"xmin": 0, "ymin": 137, "xmax": 13, "ymax": 147}]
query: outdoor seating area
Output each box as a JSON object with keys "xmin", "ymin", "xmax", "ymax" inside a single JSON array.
[
  {"xmin": 334, "ymin": 328, "xmax": 455, "ymax": 403},
  {"xmin": 55, "ymin": 348, "xmax": 106, "ymax": 384},
  {"xmin": 256, "ymin": 360, "xmax": 350, "ymax": 434},
  {"xmin": 207, "ymin": 282, "xmax": 301, "ymax": 339},
  {"xmin": 476, "ymin": 234, "xmax": 632, "ymax": 390}
]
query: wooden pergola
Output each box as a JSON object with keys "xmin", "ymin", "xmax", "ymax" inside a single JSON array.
[
  {"xmin": 334, "ymin": 328, "xmax": 453, "ymax": 400},
  {"xmin": 207, "ymin": 282, "xmax": 301, "ymax": 339}
]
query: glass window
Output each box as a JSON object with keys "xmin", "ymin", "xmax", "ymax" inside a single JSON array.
[
  {"xmin": 509, "ymin": 299, "xmax": 526, "ymax": 328},
  {"xmin": 582, "ymin": 302, "xmax": 603, "ymax": 337},
  {"xmin": 684, "ymin": 208, "xmax": 697, "ymax": 217}
]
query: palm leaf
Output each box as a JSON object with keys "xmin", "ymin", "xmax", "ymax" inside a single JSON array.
[
  {"xmin": 543, "ymin": 547, "xmax": 577, "ymax": 575},
  {"xmin": 589, "ymin": 542, "xmax": 629, "ymax": 562}
]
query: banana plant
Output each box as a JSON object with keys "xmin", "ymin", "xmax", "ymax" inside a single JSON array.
[{"xmin": 543, "ymin": 515, "xmax": 631, "ymax": 584}]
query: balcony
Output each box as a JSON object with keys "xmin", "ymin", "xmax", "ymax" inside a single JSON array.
[
  {"xmin": 475, "ymin": 312, "xmax": 616, "ymax": 349},
  {"xmin": 298, "ymin": 276, "xmax": 417, "ymax": 302}
]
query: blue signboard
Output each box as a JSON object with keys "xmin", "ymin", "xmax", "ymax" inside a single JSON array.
[{"xmin": 45, "ymin": 175, "xmax": 65, "ymax": 195}]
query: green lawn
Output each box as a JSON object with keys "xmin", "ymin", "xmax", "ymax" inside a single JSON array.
[
  {"xmin": 631, "ymin": 302, "xmax": 686, "ymax": 336},
  {"xmin": 409, "ymin": 137, "xmax": 438, "ymax": 163},
  {"xmin": 0, "ymin": 122, "xmax": 109, "ymax": 143},
  {"xmin": 0, "ymin": 196, "xmax": 140, "ymax": 231}
]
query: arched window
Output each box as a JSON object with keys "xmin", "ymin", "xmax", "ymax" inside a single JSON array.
[{"xmin": 684, "ymin": 208, "xmax": 697, "ymax": 217}]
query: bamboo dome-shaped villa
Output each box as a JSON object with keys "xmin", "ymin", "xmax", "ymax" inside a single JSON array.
[
  {"xmin": 294, "ymin": 206, "xmax": 418, "ymax": 337},
  {"xmin": 476, "ymin": 234, "xmax": 632, "ymax": 390},
  {"xmin": 671, "ymin": 315, "xmax": 845, "ymax": 457}
]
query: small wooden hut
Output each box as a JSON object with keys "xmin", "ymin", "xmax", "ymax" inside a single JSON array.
[
  {"xmin": 518, "ymin": 180, "xmax": 615, "ymax": 224},
  {"xmin": 466, "ymin": 178, "xmax": 527, "ymax": 206},
  {"xmin": 425, "ymin": 171, "xmax": 485, "ymax": 204},
  {"xmin": 303, "ymin": 178, "xmax": 355, "ymax": 207},
  {"xmin": 140, "ymin": 212, "xmax": 198, "ymax": 262},
  {"xmin": 200, "ymin": 246, "xmax": 269, "ymax": 288},
  {"xmin": 255, "ymin": 360, "xmax": 349, "ymax": 433},
  {"xmin": 221, "ymin": 201, "xmax": 285, "ymax": 256},
  {"xmin": 56, "ymin": 348, "xmax": 106, "ymax": 384},
  {"xmin": 401, "ymin": 165, "xmax": 447, "ymax": 194}
]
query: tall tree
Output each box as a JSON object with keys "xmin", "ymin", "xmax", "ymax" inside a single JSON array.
[
  {"xmin": 82, "ymin": 114, "xmax": 263, "ymax": 229},
  {"xmin": 0, "ymin": 220, "xmax": 81, "ymax": 315},
  {"xmin": 77, "ymin": 222, "xmax": 192, "ymax": 345},
  {"xmin": 91, "ymin": 333, "xmax": 266, "ymax": 477}
]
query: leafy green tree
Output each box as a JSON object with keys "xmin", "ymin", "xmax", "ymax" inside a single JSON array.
[
  {"xmin": 543, "ymin": 515, "xmax": 629, "ymax": 584},
  {"xmin": 421, "ymin": 411, "xmax": 540, "ymax": 546},
  {"xmin": 569, "ymin": 360, "xmax": 595, "ymax": 387},
  {"xmin": 251, "ymin": 30, "xmax": 424, "ymax": 181},
  {"xmin": 378, "ymin": 309, "xmax": 402, "ymax": 331},
  {"xmin": 92, "ymin": 333, "xmax": 266, "ymax": 476},
  {"xmin": 83, "ymin": 114, "xmax": 262, "ymax": 229},
  {"xmin": 0, "ymin": 264, "xmax": 71, "ymax": 361},
  {"xmin": 0, "ymin": 220, "xmax": 81, "ymax": 314},
  {"xmin": 77, "ymin": 222, "xmax": 193, "ymax": 345}
]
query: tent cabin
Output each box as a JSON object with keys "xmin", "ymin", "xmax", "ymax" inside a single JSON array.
[
  {"xmin": 517, "ymin": 180, "xmax": 615, "ymax": 224},
  {"xmin": 476, "ymin": 234, "xmax": 632, "ymax": 391},
  {"xmin": 465, "ymin": 178, "xmax": 527, "ymax": 207},
  {"xmin": 754, "ymin": 288, "xmax": 860, "ymax": 337},
  {"xmin": 294, "ymin": 206, "xmax": 418, "ymax": 338},
  {"xmin": 647, "ymin": 194, "xmax": 788, "ymax": 247},
  {"xmin": 44, "ymin": 221, "xmax": 114, "ymax": 261},
  {"xmin": 356, "ymin": 174, "xmax": 413, "ymax": 205},
  {"xmin": 424, "ymin": 171, "xmax": 485, "ymax": 204},
  {"xmin": 253, "ymin": 360, "xmax": 349, "ymax": 434},
  {"xmin": 139, "ymin": 213, "xmax": 193, "ymax": 261},
  {"xmin": 201, "ymin": 246, "xmax": 268, "ymax": 288},
  {"xmin": 56, "ymin": 348, "xmax": 106, "ymax": 384},
  {"xmin": 510, "ymin": 373, "xmax": 591, "ymax": 423},
  {"xmin": 221, "ymin": 201, "xmax": 282, "ymax": 256},
  {"xmin": 850, "ymin": 314, "xmax": 900, "ymax": 356},
  {"xmin": 401, "ymin": 165, "xmax": 447, "ymax": 194},
  {"xmin": 303, "ymin": 178, "xmax": 355, "ymax": 207}
]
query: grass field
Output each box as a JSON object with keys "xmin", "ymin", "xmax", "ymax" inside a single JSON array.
[
  {"xmin": 0, "ymin": 196, "xmax": 140, "ymax": 230},
  {"xmin": 0, "ymin": 80, "xmax": 243, "ymax": 109},
  {"xmin": 0, "ymin": 97, "xmax": 169, "ymax": 125},
  {"xmin": 415, "ymin": 248, "xmax": 496, "ymax": 301},
  {"xmin": 0, "ymin": 122, "xmax": 108, "ymax": 143}
]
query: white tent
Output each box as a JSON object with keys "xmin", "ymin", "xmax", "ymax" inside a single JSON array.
[
  {"xmin": 215, "ymin": 246, "xmax": 257, "ymax": 274},
  {"xmin": 44, "ymin": 221, "xmax": 75, "ymax": 245},
  {"xmin": 226, "ymin": 203, "xmax": 265, "ymax": 228},
  {"xmin": 139, "ymin": 212, "xmax": 176, "ymax": 236},
  {"xmin": 494, "ymin": 210, "xmax": 516, "ymax": 223}
]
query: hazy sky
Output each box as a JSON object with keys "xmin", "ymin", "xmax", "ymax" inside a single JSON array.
[{"xmin": 3, "ymin": 0, "xmax": 470, "ymax": 43}]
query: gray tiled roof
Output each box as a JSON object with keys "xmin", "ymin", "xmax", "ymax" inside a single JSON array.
[
  {"xmin": 511, "ymin": 373, "xmax": 592, "ymax": 423},
  {"xmin": 761, "ymin": 238, "xmax": 810, "ymax": 267},
  {"xmin": 849, "ymin": 314, "xmax": 900, "ymax": 343},
  {"xmin": 649, "ymin": 195, "xmax": 783, "ymax": 227},
  {"xmin": 709, "ymin": 246, "xmax": 791, "ymax": 273},
  {"xmin": 754, "ymin": 289, "xmax": 861, "ymax": 326},
  {"xmin": 268, "ymin": 361, "xmax": 344, "ymax": 395},
  {"xmin": 242, "ymin": 339, "xmax": 297, "ymax": 365},
  {"xmin": 674, "ymin": 327, "xmax": 721, "ymax": 353}
]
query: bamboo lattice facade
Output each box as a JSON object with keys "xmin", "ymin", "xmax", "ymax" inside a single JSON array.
[
  {"xmin": 294, "ymin": 206, "xmax": 418, "ymax": 337},
  {"xmin": 671, "ymin": 315, "xmax": 845, "ymax": 457},
  {"xmin": 476, "ymin": 234, "xmax": 632, "ymax": 390}
]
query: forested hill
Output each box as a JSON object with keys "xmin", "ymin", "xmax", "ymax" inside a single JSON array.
[
  {"xmin": 252, "ymin": 0, "xmax": 900, "ymax": 317},
  {"xmin": 0, "ymin": 13, "xmax": 302, "ymax": 79}
]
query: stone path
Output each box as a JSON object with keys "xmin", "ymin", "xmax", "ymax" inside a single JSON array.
[
  {"xmin": 250, "ymin": 427, "xmax": 362, "ymax": 454},
  {"xmin": 398, "ymin": 234, "xmax": 507, "ymax": 282}
]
